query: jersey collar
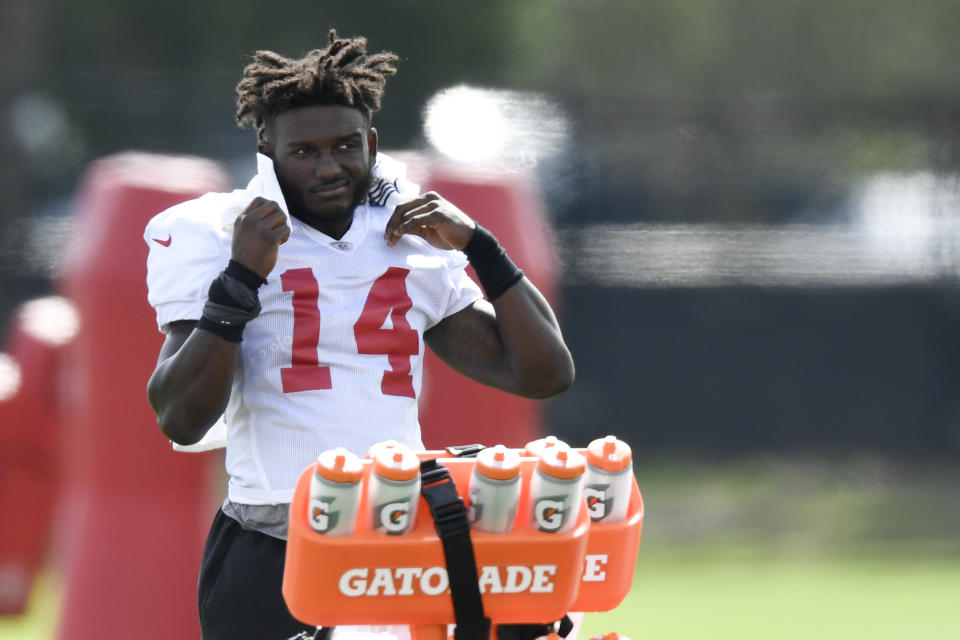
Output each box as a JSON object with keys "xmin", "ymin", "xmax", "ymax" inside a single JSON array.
[{"xmin": 254, "ymin": 152, "xmax": 291, "ymax": 221}]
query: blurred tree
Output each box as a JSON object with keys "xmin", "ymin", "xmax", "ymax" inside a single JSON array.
[
  {"xmin": 5, "ymin": 0, "xmax": 960, "ymax": 231},
  {"xmin": 503, "ymin": 0, "xmax": 960, "ymax": 222}
]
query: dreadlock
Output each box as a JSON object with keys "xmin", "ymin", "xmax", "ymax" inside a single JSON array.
[{"xmin": 236, "ymin": 29, "xmax": 398, "ymax": 143}]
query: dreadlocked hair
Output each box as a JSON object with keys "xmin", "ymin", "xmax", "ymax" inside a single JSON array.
[{"xmin": 235, "ymin": 29, "xmax": 398, "ymax": 143}]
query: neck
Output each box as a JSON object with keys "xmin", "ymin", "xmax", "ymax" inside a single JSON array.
[{"xmin": 289, "ymin": 208, "xmax": 355, "ymax": 239}]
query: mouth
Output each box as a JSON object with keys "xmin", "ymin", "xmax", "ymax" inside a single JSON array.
[{"xmin": 310, "ymin": 179, "xmax": 349, "ymax": 198}]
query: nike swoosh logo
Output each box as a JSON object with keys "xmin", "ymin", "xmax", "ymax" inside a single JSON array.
[{"xmin": 153, "ymin": 235, "xmax": 172, "ymax": 247}]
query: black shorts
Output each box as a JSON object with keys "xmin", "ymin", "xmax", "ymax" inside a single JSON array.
[{"xmin": 198, "ymin": 509, "xmax": 328, "ymax": 640}]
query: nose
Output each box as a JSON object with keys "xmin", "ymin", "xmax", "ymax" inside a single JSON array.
[{"xmin": 315, "ymin": 151, "xmax": 341, "ymax": 180}]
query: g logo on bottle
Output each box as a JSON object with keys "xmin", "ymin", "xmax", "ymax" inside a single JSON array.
[
  {"xmin": 534, "ymin": 497, "xmax": 566, "ymax": 532},
  {"xmin": 377, "ymin": 500, "xmax": 411, "ymax": 534},
  {"xmin": 467, "ymin": 487, "xmax": 484, "ymax": 523},
  {"xmin": 310, "ymin": 498, "xmax": 339, "ymax": 533},
  {"xmin": 584, "ymin": 484, "xmax": 612, "ymax": 522}
]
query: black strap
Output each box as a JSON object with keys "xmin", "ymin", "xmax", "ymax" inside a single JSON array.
[
  {"xmin": 420, "ymin": 457, "xmax": 491, "ymax": 640},
  {"xmin": 496, "ymin": 615, "xmax": 574, "ymax": 640},
  {"xmin": 445, "ymin": 443, "xmax": 486, "ymax": 458}
]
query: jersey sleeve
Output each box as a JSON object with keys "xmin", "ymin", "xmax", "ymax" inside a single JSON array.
[
  {"xmin": 144, "ymin": 202, "xmax": 228, "ymax": 332},
  {"xmin": 439, "ymin": 249, "xmax": 483, "ymax": 320}
]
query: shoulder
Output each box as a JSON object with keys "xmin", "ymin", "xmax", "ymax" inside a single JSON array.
[
  {"xmin": 144, "ymin": 190, "xmax": 247, "ymax": 283},
  {"xmin": 145, "ymin": 190, "xmax": 246, "ymax": 240}
]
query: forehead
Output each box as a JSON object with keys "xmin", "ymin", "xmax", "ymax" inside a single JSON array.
[{"xmin": 270, "ymin": 105, "xmax": 368, "ymax": 143}]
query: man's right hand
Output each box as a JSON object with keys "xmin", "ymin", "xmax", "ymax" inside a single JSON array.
[{"xmin": 231, "ymin": 197, "xmax": 291, "ymax": 278}]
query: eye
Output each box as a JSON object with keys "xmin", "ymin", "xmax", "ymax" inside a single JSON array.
[{"xmin": 292, "ymin": 146, "xmax": 312, "ymax": 157}]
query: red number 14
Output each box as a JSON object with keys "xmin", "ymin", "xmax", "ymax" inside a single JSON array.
[{"xmin": 280, "ymin": 267, "xmax": 418, "ymax": 398}]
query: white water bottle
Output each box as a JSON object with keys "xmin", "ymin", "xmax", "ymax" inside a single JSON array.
[
  {"xmin": 529, "ymin": 447, "xmax": 586, "ymax": 534},
  {"xmin": 368, "ymin": 445, "xmax": 420, "ymax": 535},
  {"xmin": 468, "ymin": 445, "xmax": 522, "ymax": 533},
  {"xmin": 583, "ymin": 435, "xmax": 633, "ymax": 523},
  {"xmin": 308, "ymin": 447, "xmax": 364, "ymax": 536}
]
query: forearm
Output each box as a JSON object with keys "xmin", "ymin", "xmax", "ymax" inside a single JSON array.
[{"xmin": 147, "ymin": 327, "xmax": 239, "ymax": 445}]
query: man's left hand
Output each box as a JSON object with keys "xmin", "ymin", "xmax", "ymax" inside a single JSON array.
[{"xmin": 384, "ymin": 192, "xmax": 476, "ymax": 250}]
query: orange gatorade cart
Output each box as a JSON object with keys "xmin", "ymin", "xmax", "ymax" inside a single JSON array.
[{"xmin": 283, "ymin": 447, "xmax": 644, "ymax": 640}]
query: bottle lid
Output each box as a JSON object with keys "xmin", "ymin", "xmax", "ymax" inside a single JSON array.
[
  {"xmin": 476, "ymin": 445, "xmax": 521, "ymax": 480},
  {"xmin": 537, "ymin": 447, "xmax": 586, "ymax": 479},
  {"xmin": 315, "ymin": 447, "xmax": 364, "ymax": 483},
  {"xmin": 373, "ymin": 446, "xmax": 421, "ymax": 481},
  {"xmin": 586, "ymin": 435, "xmax": 633, "ymax": 472},
  {"xmin": 365, "ymin": 439, "xmax": 400, "ymax": 460},
  {"xmin": 523, "ymin": 435, "xmax": 570, "ymax": 457}
]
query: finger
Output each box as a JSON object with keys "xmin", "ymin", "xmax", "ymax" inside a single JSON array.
[
  {"xmin": 390, "ymin": 200, "xmax": 440, "ymax": 230},
  {"xmin": 386, "ymin": 202, "xmax": 440, "ymax": 245},
  {"xmin": 387, "ymin": 211, "xmax": 442, "ymax": 246},
  {"xmin": 240, "ymin": 196, "xmax": 267, "ymax": 216},
  {"xmin": 384, "ymin": 195, "xmax": 437, "ymax": 238},
  {"xmin": 263, "ymin": 209, "xmax": 288, "ymax": 230},
  {"xmin": 395, "ymin": 211, "xmax": 441, "ymax": 235},
  {"xmin": 384, "ymin": 201, "xmax": 417, "ymax": 238},
  {"xmin": 251, "ymin": 200, "xmax": 282, "ymax": 220},
  {"xmin": 273, "ymin": 224, "xmax": 292, "ymax": 244}
]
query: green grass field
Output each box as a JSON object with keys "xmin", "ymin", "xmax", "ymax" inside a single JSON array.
[
  {"xmin": 579, "ymin": 551, "xmax": 960, "ymax": 638},
  {"xmin": 582, "ymin": 454, "xmax": 960, "ymax": 639},
  {"xmin": 4, "ymin": 454, "xmax": 958, "ymax": 639}
]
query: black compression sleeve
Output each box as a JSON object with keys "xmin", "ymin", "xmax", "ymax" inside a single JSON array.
[
  {"xmin": 196, "ymin": 261, "xmax": 267, "ymax": 342},
  {"xmin": 462, "ymin": 225, "xmax": 524, "ymax": 301}
]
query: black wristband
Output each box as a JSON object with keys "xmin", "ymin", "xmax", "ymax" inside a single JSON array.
[
  {"xmin": 197, "ymin": 262, "xmax": 267, "ymax": 342},
  {"xmin": 462, "ymin": 225, "xmax": 524, "ymax": 301},
  {"xmin": 196, "ymin": 315, "xmax": 245, "ymax": 343},
  {"xmin": 225, "ymin": 259, "xmax": 267, "ymax": 290}
]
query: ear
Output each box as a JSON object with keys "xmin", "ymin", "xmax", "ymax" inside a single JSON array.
[
  {"xmin": 257, "ymin": 141, "xmax": 273, "ymax": 158},
  {"xmin": 367, "ymin": 127, "xmax": 378, "ymax": 164}
]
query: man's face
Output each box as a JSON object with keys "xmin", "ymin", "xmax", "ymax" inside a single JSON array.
[{"xmin": 260, "ymin": 104, "xmax": 376, "ymax": 236}]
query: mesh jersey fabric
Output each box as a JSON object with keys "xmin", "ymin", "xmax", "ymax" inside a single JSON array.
[{"xmin": 144, "ymin": 153, "xmax": 482, "ymax": 504}]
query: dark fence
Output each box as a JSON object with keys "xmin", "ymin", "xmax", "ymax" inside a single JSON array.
[{"xmin": 548, "ymin": 284, "xmax": 960, "ymax": 455}]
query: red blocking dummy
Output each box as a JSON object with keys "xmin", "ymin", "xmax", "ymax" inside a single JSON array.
[
  {"xmin": 0, "ymin": 297, "xmax": 77, "ymax": 615},
  {"xmin": 54, "ymin": 153, "xmax": 229, "ymax": 639}
]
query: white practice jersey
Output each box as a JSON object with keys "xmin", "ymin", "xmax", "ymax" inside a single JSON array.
[{"xmin": 145, "ymin": 153, "xmax": 482, "ymax": 505}]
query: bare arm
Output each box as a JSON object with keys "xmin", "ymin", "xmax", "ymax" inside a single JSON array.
[
  {"xmin": 147, "ymin": 320, "xmax": 238, "ymax": 445},
  {"xmin": 387, "ymin": 192, "xmax": 575, "ymax": 398},
  {"xmin": 425, "ymin": 280, "xmax": 574, "ymax": 398},
  {"xmin": 146, "ymin": 197, "xmax": 290, "ymax": 445}
]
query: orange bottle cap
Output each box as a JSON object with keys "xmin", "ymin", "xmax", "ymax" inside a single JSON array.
[
  {"xmin": 364, "ymin": 438, "xmax": 400, "ymax": 459},
  {"xmin": 476, "ymin": 445, "xmax": 521, "ymax": 480},
  {"xmin": 586, "ymin": 435, "xmax": 633, "ymax": 472},
  {"xmin": 537, "ymin": 447, "xmax": 586, "ymax": 479},
  {"xmin": 373, "ymin": 446, "xmax": 420, "ymax": 482},
  {"xmin": 315, "ymin": 447, "xmax": 364, "ymax": 483},
  {"xmin": 523, "ymin": 435, "xmax": 570, "ymax": 457}
]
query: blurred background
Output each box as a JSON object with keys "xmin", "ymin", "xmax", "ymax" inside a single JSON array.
[{"xmin": 1, "ymin": 0, "xmax": 959, "ymax": 638}]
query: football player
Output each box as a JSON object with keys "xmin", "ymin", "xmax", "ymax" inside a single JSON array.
[{"xmin": 145, "ymin": 31, "xmax": 574, "ymax": 640}]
